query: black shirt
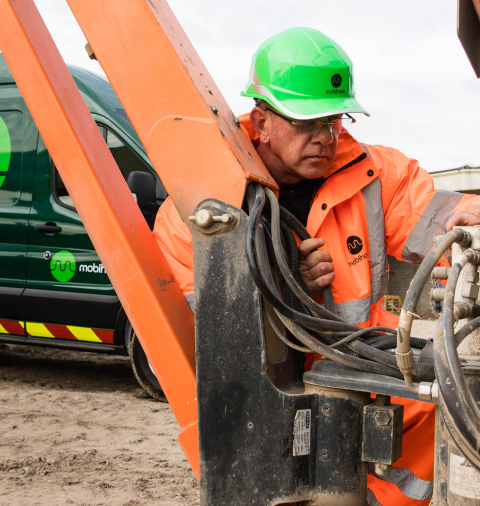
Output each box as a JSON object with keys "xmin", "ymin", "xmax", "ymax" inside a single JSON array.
[{"xmin": 278, "ymin": 178, "xmax": 325, "ymax": 227}]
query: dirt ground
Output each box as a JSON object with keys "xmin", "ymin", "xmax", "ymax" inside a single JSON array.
[
  {"xmin": 0, "ymin": 344, "xmax": 199, "ymax": 506},
  {"xmin": 0, "ymin": 320, "xmax": 436, "ymax": 506}
]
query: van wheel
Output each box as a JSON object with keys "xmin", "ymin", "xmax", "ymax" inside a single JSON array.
[{"xmin": 130, "ymin": 331, "xmax": 167, "ymax": 403}]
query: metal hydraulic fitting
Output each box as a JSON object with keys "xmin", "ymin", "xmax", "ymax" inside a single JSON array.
[
  {"xmin": 418, "ymin": 381, "xmax": 434, "ymax": 401},
  {"xmin": 430, "ymin": 288, "xmax": 446, "ymax": 301},
  {"xmin": 462, "ymin": 282, "xmax": 480, "ymax": 299},
  {"xmin": 432, "ymin": 266, "xmax": 451, "ymax": 280}
]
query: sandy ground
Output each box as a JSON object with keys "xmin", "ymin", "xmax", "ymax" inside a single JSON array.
[
  {"xmin": 0, "ymin": 344, "xmax": 199, "ymax": 506},
  {"xmin": 0, "ymin": 320, "xmax": 436, "ymax": 506}
]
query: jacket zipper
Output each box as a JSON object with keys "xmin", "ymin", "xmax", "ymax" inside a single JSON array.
[{"xmin": 309, "ymin": 152, "xmax": 368, "ymax": 210}]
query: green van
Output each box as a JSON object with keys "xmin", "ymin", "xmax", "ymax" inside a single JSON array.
[{"xmin": 0, "ymin": 54, "xmax": 167, "ymax": 400}]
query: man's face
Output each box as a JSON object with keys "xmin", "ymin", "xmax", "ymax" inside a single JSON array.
[{"xmin": 251, "ymin": 105, "xmax": 340, "ymax": 184}]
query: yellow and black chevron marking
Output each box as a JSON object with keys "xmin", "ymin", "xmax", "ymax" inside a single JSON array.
[{"xmin": 0, "ymin": 319, "xmax": 114, "ymax": 343}]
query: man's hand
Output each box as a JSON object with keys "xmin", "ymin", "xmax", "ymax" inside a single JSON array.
[
  {"xmin": 298, "ymin": 238, "xmax": 335, "ymax": 296},
  {"xmin": 446, "ymin": 205, "xmax": 480, "ymax": 231}
]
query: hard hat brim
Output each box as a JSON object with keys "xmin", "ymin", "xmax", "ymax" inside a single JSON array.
[{"xmin": 241, "ymin": 84, "xmax": 370, "ymax": 119}]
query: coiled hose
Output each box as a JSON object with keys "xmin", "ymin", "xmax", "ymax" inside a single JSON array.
[{"xmin": 245, "ymin": 183, "xmax": 427, "ymax": 379}]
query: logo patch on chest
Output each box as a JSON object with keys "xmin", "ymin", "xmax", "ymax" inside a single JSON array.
[{"xmin": 347, "ymin": 236, "xmax": 363, "ymax": 255}]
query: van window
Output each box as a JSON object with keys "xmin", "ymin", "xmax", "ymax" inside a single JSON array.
[
  {"xmin": 105, "ymin": 128, "xmax": 156, "ymax": 185},
  {"xmin": 0, "ymin": 111, "xmax": 24, "ymax": 206},
  {"xmin": 54, "ymin": 125, "xmax": 162, "ymax": 210}
]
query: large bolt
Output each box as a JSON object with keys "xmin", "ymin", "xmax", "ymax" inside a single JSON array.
[
  {"xmin": 190, "ymin": 209, "xmax": 214, "ymax": 228},
  {"xmin": 375, "ymin": 410, "xmax": 391, "ymax": 427},
  {"xmin": 188, "ymin": 210, "xmax": 235, "ymax": 228}
]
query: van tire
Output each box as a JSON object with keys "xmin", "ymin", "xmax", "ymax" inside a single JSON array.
[{"xmin": 130, "ymin": 331, "xmax": 167, "ymax": 403}]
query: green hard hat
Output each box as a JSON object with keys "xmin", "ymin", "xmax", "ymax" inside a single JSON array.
[{"xmin": 241, "ymin": 27, "xmax": 369, "ymax": 120}]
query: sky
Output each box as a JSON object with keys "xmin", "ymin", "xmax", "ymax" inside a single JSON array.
[{"xmin": 22, "ymin": 1, "xmax": 480, "ymax": 171}]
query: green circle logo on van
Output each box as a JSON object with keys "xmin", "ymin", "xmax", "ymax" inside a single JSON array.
[
  {"xmin": 0, "ymin": 116, "xmax": 12, "ymax": 189},
  {"xmin": 50, "ymin": 250, "xmax": 76, "ymax": 282}
]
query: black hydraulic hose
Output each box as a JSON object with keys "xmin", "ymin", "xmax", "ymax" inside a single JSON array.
[
  {"xmin": 330, "ymin": 327, "xmax": 396, "ymax": 349},
  {"xmin": 397, "ymin": 228, "xmax": 467, "ymax": 391},
  {"xmin": 442, "ymin": 251, "xmax": 480, "ymax": 427},
  {"xmin": 265, "ymin": 187, "xmax": 345, "ymax": 322},
  {"xmin": 263, "ymin": 308, "xmax": 315, "ymax": 353},
  {"xmin": 278, "ymin": 201, "xmax": 337, "ymax": 314},
  {"xmin": 275, "ymin": 310, "xmax": 404, "ymax": 379},
  {"xmin": 280, "ymin": 221, "xmax": 301, "ymax": 309},
  {"xmin": 343, "ymin": 332, "xmax": 400, "ymax": 370},
  {"xmin": 372, "ymin": 336, "xmax": 428, "ymax": 351},
  {"xmin": 364, "ymin": 333, "xmax": 395, "ymax": 346},
  {"xmin": 455, "ymin": 316, "xmax": 480, "ymax": 346},
  {"xmin": 433, "ymin": 252, "xmax": 480, "ymax": 465},
  {"xmin": 245, "ymin": 184, "xmax": 361, "ymax": 333},
  {"xmin": 248, "ymin": 183, "xmax": 401, "ymax": 371},
  {"xmin": 434, "ymin": 314, "xmax": 480, "ymax": 454},
  {"xmin": 308, "ymin": 327, "xmax": 360, "ymax": 356},
  {"xmin": 403, "ymin": 229, "xmax": 467, "ymax": 314},
  {"xmin": 439, "ymin": 391, "xmax": 480, "ymax": 472}
]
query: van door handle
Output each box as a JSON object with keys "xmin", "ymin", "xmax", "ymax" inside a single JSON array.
[{"xmin": 36, "ymin": 224, "xmax": 62, "ymax": 233}]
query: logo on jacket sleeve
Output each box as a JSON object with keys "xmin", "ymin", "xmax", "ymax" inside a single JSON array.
[{"xmin": 347, "ymin": 236, "xmax": 363, "ymax": 255}]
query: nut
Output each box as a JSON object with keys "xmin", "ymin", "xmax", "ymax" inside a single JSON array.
[
  {"xmin": 375, "ymin": 410, "xmax": 391, "ymax": 427},
  {"xmin": 418, "ymin": 382, "xmax": 432, "ymax": 401}
]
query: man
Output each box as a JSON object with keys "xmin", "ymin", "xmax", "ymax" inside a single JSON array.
[{"xmin": 154, "ymin": 27, "xmax": 480, "ymax": 506}]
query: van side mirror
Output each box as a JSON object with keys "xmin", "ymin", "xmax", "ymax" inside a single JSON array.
[{"xmin": 127, "ymin": 171, "xmax": 159, "ymax": 230}]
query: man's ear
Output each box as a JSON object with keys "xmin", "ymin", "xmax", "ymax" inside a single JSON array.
[{"xmin": 250, "ymin": 107, "xmax": 270, "ymax": 144}]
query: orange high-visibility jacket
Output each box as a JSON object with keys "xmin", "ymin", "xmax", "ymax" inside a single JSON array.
[{"xmin": 153, "ymin": 115, "xmax": 480, "ymax": 506}]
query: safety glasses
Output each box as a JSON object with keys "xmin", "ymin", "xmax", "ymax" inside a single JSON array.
[{"xmin": 262, "ymin": 107, "xmax": 356, "ymax": 135}]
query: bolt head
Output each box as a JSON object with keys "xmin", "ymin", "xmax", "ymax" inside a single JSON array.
[
  {"xmin": 210, "ymin": 106, "xmax": 218, "ymax": 115},
  {"xmin": 375, "ymin": 410, "xmax": 391, "ymax": 426},
  {"xmin": 320, "ymin": 450, "xmax": 330, "ymax": 461},
  {"xmin": 234, "ymin": 117, "xmax": 241, "ymax": 127},
  {"xmin": 195, "ymin": 209, "xmax": 213, "ymax": 228}
]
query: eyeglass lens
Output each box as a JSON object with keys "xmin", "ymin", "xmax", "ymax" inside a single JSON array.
[{"xmin": 295, "ymin": 116, "xmax": 353, "ymax": 135}]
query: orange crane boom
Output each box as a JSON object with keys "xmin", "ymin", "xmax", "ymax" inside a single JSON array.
[{"xmin": 0, "ymin": 0, "xmax": 277, "ymax": 479}]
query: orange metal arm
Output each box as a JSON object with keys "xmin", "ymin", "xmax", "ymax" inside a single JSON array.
[
  {"xmin": 0, "ymin": 0, "xmax": 199, "ymax": 476},
  {"xmin": 65, "ymin": 0, "xmax": 277, "ymax": 229}
]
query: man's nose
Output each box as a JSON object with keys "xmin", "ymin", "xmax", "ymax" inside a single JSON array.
[{"xmin": 311, "ymin": 124, "xmax": 333, "ymax": 145}]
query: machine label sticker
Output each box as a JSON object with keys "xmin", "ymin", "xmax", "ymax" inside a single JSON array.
[
  {"xmin": 449, "ymin": 453, "xmax": 480, "ymax": 499},
  {"xmin": 293, "ymin": 409, "xmax": 311, "ymax": 457}
]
